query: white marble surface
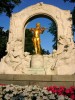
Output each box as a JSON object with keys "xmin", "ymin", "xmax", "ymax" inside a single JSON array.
[{"xmin": 0, "ymin": 2, "xmax": 75, "ymax": 75}]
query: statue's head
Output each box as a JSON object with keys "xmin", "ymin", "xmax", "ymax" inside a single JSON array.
[{"xmin": 36, "ymin": 23, "xmax": 40, "ymax": 28}]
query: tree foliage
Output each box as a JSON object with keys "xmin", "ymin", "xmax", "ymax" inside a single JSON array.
[
  {"xmin": 41, "ymin": 49, "xmax": 50, "ymax": 55},
  {"xmin": 48, "ymin": 22, "xmax": 57, "ymax": 50},
  {"xmin": 64, "ymin": 0, "xmax": 75, "ymax": 3},
  {"xmin": 64, "ymin": 0, "xmax": 75, "ymax": 41},
  {"xmin": 25, "ymin": 29, "xmax": 35, "ymax": 54},
  {"xmin": 0, "ymin": 27, "xmax": 9, "ymax": 60},
  {"xmin": 0, "ymin": 0, "xmax": 21, "ymax": 59},
  {"xmin": 72, "ymin": 7, "xmax": 75, "ymax": 32},
  {"xmin": 0, "ymin": 0, "xmax": 21, "ymax": 17}
]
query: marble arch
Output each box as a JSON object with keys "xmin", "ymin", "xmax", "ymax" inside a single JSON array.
[
  {"xmin": 8, "ymin": 2, "xmax": 73, "ymax": 54},
  {"xmin": 0, "ymin": 2, "xmax": 75, "ymax": 75}
]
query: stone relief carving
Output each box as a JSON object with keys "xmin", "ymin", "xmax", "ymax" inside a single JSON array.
[{"xmin": 0, "ymin": 2, "xmax": 75, "ymax": 75}]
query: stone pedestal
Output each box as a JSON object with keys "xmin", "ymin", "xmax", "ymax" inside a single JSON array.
[
  {"xmin": 29, "ymin": 54, "xmax": 45, "ymax": 74},
  {"xmin": 31, "ymin": 54, "xmax": 44, "ymax": 68}
]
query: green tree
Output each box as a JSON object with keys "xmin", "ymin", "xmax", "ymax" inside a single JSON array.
[
  {"xmin": 48, "ymin": 22, "xmax": 57, "ymax": 50},
  {"xmin": 72, "ymin": 7, "xmax": 75, "ymax": 34},
  {"xmin": 64, "ymin": 0, "xmax": 75, "ymax": 42},
  {"xmin": 0, "ymin": 27, "xmax": 9, "ymax": 60},
  {"xmin": 0, "ymin": 0, "xmax": 21, "ymax": 17},
  {"xmin": 64, "ymin": 0, "xmax": 75, "ymax": 3},
  {"xmin": 41, "ymin": 48, "xmax": 50, "ymax": 55},
  {"xmin": 25, "ymin": 29, "xmax": 35, "ymax": 54},
  {"xmin": 0, "ymin": 0, "xmax": 21, "ymax": 59}
]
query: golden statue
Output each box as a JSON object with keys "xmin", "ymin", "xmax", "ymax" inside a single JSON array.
[{"xmin": 30, "ymin": 23, "xmax": 46, "ymax": 54}]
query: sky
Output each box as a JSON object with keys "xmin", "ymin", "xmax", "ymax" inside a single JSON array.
[{"xmin": 0, "ymin": 0, "xmax": 75, "ymax": 53}]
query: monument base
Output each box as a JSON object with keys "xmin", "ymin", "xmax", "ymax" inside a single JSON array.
[
  {"xmin": 31, "ymin": 54, "xmax": 44, "ymax": 68},
  {"xmin": 24, "ymin": 54, "xmax": 45, "ymax": 75},
  {"xmin": 0, "ymin": 74, "xmax": 75, "ymax": 88}
]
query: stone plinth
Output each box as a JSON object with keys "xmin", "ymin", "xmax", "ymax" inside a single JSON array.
[
  {"xmin": 0, "ymin": 74, "xmax": 75, "ymax": 88},
  {"xmin": 31, "ymin": 54, "xmax": 44, "ymax": 68}
]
